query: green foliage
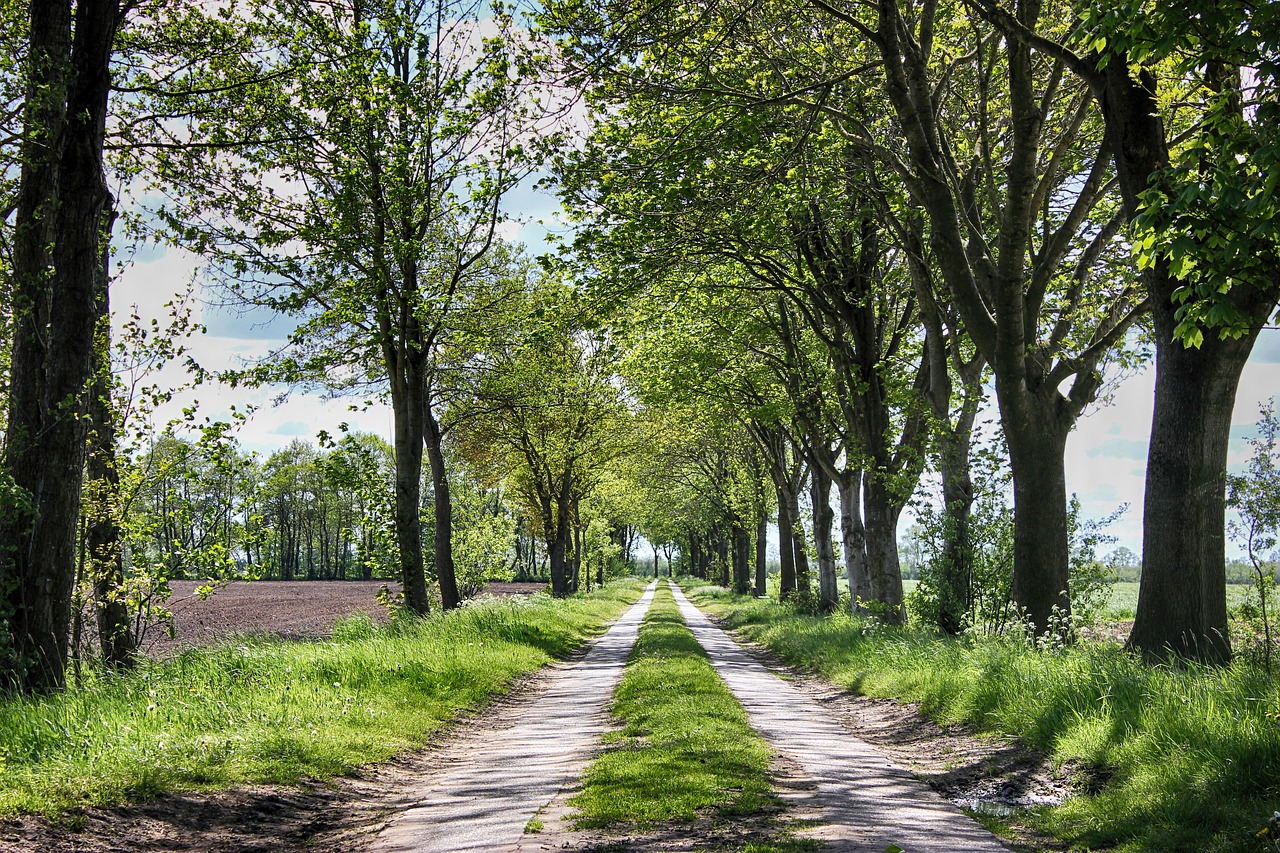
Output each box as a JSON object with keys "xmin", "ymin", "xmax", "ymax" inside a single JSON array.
[
  {"xmin": 1077, "ymin": 0, "xmax": 1280, "ymax": 344},
  {"xmin": 1227, "ymin": 399, "xmax": 1280, "ymax": 670},
  {"xmin": 0, "ymin": 580, "xmax": 645, "ymax": 818},
  {"xmin": 689, "ymin": 585, "xmax": 1280, "ymax": 853},
  {"xmin": 572, "ymin": 584, "xmax": 775, "ymax": 827}
]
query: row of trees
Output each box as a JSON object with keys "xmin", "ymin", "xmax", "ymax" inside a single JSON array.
[
  {"xmin": 539, "ymin": 0, "xmax": 1280, "ymax": 663},
  {"xmin": 1, "ymin": 0, "xmax": 1276, "ymax": 692}
]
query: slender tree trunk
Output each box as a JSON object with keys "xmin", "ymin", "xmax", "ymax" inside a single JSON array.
[
  {"xmin": 423, "ymin": 405, "xmax": 460, "ymax": 609},
  {"xmin": 837, "ymin": 469, "xmax": 870, "ymax": 611},
  {"xmin": 754, "ymin": 515, "xmax": 767, "ymax": 597},
  {"xmin": 810, "ymin": 466, "xmax": 838, "ymax": 612},
  {"xmin": 785, "ymin": 488, "xmax": 811, "ymax": 596},
  {"xmin": 731, "ymin": 523, "xmax": 750, "ymax": 594},
  {"xmin": 936, "ymin": 452, "xmax": 975, "ymax": 634},
  {"xmin": 390, "ymin": 377, "xmax": 429, "ymax": 613},
  {"xmin": 549, "ymin": 489, "xmax": 572, "ymax": 597},
  {"xmin": 86, "ymin": 208, "xmax": 134, "ymax": 669},
  {"xmin": 775, "ymin": 486, "xmax": 796, "ymax": 599}
]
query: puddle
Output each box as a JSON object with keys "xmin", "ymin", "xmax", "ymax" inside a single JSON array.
[{"xmin": 954, "ymin": 792, "xmax": 1066, "ymax": 817}]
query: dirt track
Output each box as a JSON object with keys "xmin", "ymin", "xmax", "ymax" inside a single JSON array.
[{"xmin": 2, "ymin": 581, "xmax": 1071, "ymax": 852}]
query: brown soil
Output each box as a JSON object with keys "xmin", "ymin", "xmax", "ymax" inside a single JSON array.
[
  {"xmin": 4, "ymin": 587, "xmax": 1069, "ymax": 853},
  {"xmin": 139, "ymin": 579, "xmax": 547, "ymax": 654}
]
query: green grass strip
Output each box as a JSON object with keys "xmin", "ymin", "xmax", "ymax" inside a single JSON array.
[
  {"xmin": 571, "ymin": 583, "xmax": 775, "ymax": 828},
  {"xmin": 683, "ymin": 579, "xmax": 1280, "ymax": 853},
  {"xmin": 0, "ymin": 580, "xmax": 646, "ymax": 818}
]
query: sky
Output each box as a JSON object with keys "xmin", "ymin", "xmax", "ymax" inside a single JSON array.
[{"xmin": 112, "ymin": 176, "xmax": 1280, "ymax": 560}]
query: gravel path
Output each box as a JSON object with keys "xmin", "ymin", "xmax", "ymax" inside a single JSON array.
[
  {"xmin": 668, "ymin": 581, "xmax": 1012, "ymax": 853},
  {"xmin": 369, "ymin": 582, "xmax": 658, "ymax": 852}
]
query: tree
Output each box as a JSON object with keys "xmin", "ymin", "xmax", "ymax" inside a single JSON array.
[
  {"xmin": 1227, "ymin": 400, "xmax": 1280, "ymax": 671},
  {"xmin": 144, "ymin": 0, "xmax": 558, "ymax": 614},
  {"xmin": 456, "ymin": 277, "xmax": 628, "ymax": 596},
  {"xmin": 1, "ymin": 0, "xmax": 125, "ymax": 692}
]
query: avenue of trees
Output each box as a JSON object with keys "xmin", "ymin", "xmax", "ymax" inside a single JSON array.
[{"xmin": 0, "ymin": 0, "xmax": 1277, "ymax": 692}]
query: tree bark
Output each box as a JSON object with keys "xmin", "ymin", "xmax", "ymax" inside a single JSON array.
[
  {"xmin": 754, "ymin": 515, "xmax": 767, "ymax": 597},
  {"xmin": 86, "ymin": 208, "xmax": 135, "ymax": 669},
  {"xmin": 1002, "ymin": 408, "xmax": 1072, "ymax": 634},
  {"xmin": 423, "ymin": 403, "xmax": 460, "ymax": 609},
  {"xmin": 1094, "ymin": 60, "xmax": 1273, "ymax": 662},
  {"xmin": 863, "ymin": 475, "xmax": 906, "ymax": 623},
  {"xmin": 774, "ymin": 485, "xmax": 796, "ymax": 599},
  {"xmin": 837, "ymin": 469, "xmax": 871, "ymax": 610},
  {"xmin": 810, "ymin": 465, "xmax": 839, "ymax": 612},
  {"xmin": 1, "ymin": 0, "xmax": 122, "ymax": 693}
]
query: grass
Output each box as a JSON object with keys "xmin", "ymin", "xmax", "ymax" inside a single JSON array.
[
  {"xmin": 683, "ymin": 579, "xmax": 1280, "ymax": 853},
  {"xmin": 0, "ymin": 579, "xmax": 646, "ymax": 818},
  {"xmin": 570, "ymin": 583, "xmax": 777, "ymax": 828}
]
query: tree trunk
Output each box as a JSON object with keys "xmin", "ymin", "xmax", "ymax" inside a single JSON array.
[
  {"xmin": 1003, "ymin": 411, "xmax": 1072, "ymax": 635},
  {"xmin": 390, "ymin": 377, "xmax": 429, "ymax": 613},
  {"xmin": 1093, "ymin": 62, "xmax": 1273, "ymax": 663},
  {"xmin": 1130, "ymin": 319, "xmax": 1255, "ymax": 662},
  {"xmin": 810, "ymin": 465, "xmax": 839, "ymax": 612},
  {"xmin": 785, "ymin": 488, "xmax": 811, "ymax": 596},
  {"xmin": 936, "ymin": 450, "xmax": 975, "ymax": 635},
  {"xmin": 837, "ymin": 469, "xmax": 871, "ymax": 611},
  {"xmin": 86, "ymin": 208, "xmax": 135, "ymax": 669},
  {"xmin": 775, "ymin": 486, "xmax": 796, "ymax": 599},
  {"xmin": 423, "ymin": 404, "xmax": 460, "ymax": 609},
  {"xmin": 863, "ymin": 476, "xmax": 906, "ymax": 623},
  {"xmin": 1, "ymin": 0, "xmax": 122, "ymax": 693},
  {"xmin": 549, "ymin": 489, "xmax": 572, "ymax": 597},
  {"xmin": 754, "ymin": 515, "xmax": 767, "ymax": 597}
]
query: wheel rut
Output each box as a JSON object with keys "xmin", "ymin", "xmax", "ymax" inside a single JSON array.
[
  {"xmin": 668, "ymin": 581, "xmax": 1012, "ymax": 853},
  {"xmin": 368, "ymin": 581, "xmax": 658, "ymax": 852}
]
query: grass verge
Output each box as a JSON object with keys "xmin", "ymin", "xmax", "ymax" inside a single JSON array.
[
  {"xmin": 683, "ymin": 579, "xmax": 1280, "ymax": 853},
  {"xmin": 0, "ymin": 579, "xmax": 646, "ymax": 818},
  {"xmin": 571, "ymin": 583, "xmax": 777, "ymax": 827}
]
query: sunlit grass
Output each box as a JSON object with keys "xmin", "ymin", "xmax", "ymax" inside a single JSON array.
[
  {"xmin": 683, "ymin": 579, "xmax": 1280, "ymax": 853},
  {"xmin": 571, "ymin": 584, "xmax": 776, "ymax": 828},
  {"xmin": 0, "ymin": 580, "xmax": 646, "ymax": 818}
]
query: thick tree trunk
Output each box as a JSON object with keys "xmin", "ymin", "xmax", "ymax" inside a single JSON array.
[
  {"xmin": 863, "ymin": 476, "xmax": 906, "ymax": 623},
  {"xmin": 1130, "ymin": 316, "xmax": 1255, "ymax": 662},
  {"xmin": 423, "ymin": 405, "xmax": 460, "ymax": 609},
  {"xmin": 837, "ymin": 470, "xmax": 870, "ymax": 610},
  {"xmin": 810, "ymin": 466, "xmax": 839, "ymax": 612},
  {"xmin": 549, "ymin": 490, "xmax": 572, "ymax": 597},
  {"xmin": 1002, "ymin": 410, "xmax": 1072, "ymax": 635},
  {"xmin": 1, "ymin": 0, "xmax": 122, "ymax": 693},
  {"xmin": 1094, "ymin": 61, "xmax": 1273, "ymax": 663},
  {"xmin": 754, "ymin": 516, "xmax": 767, "ymax": 597}
]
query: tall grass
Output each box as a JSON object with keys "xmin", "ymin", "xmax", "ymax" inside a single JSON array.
[
  {"xmin": 684, "ymin": 581, "xmax": 1280, "ymax": 853},
  {"xmin": 0, "ymin": 581, "xmax": 644, "ymax": 818}
]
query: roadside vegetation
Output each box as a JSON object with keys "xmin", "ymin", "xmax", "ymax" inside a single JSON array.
[
  {"xmin": 683, "ymin": 580, "xmax": 1280, "ymax": 853},
  {"xmin": 0, "ymin": 581, "xmax": 644, "ymax": 819},
  {"xmin": 571, "ymin": 584, "xmax": 816, "ymax": 851}
]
